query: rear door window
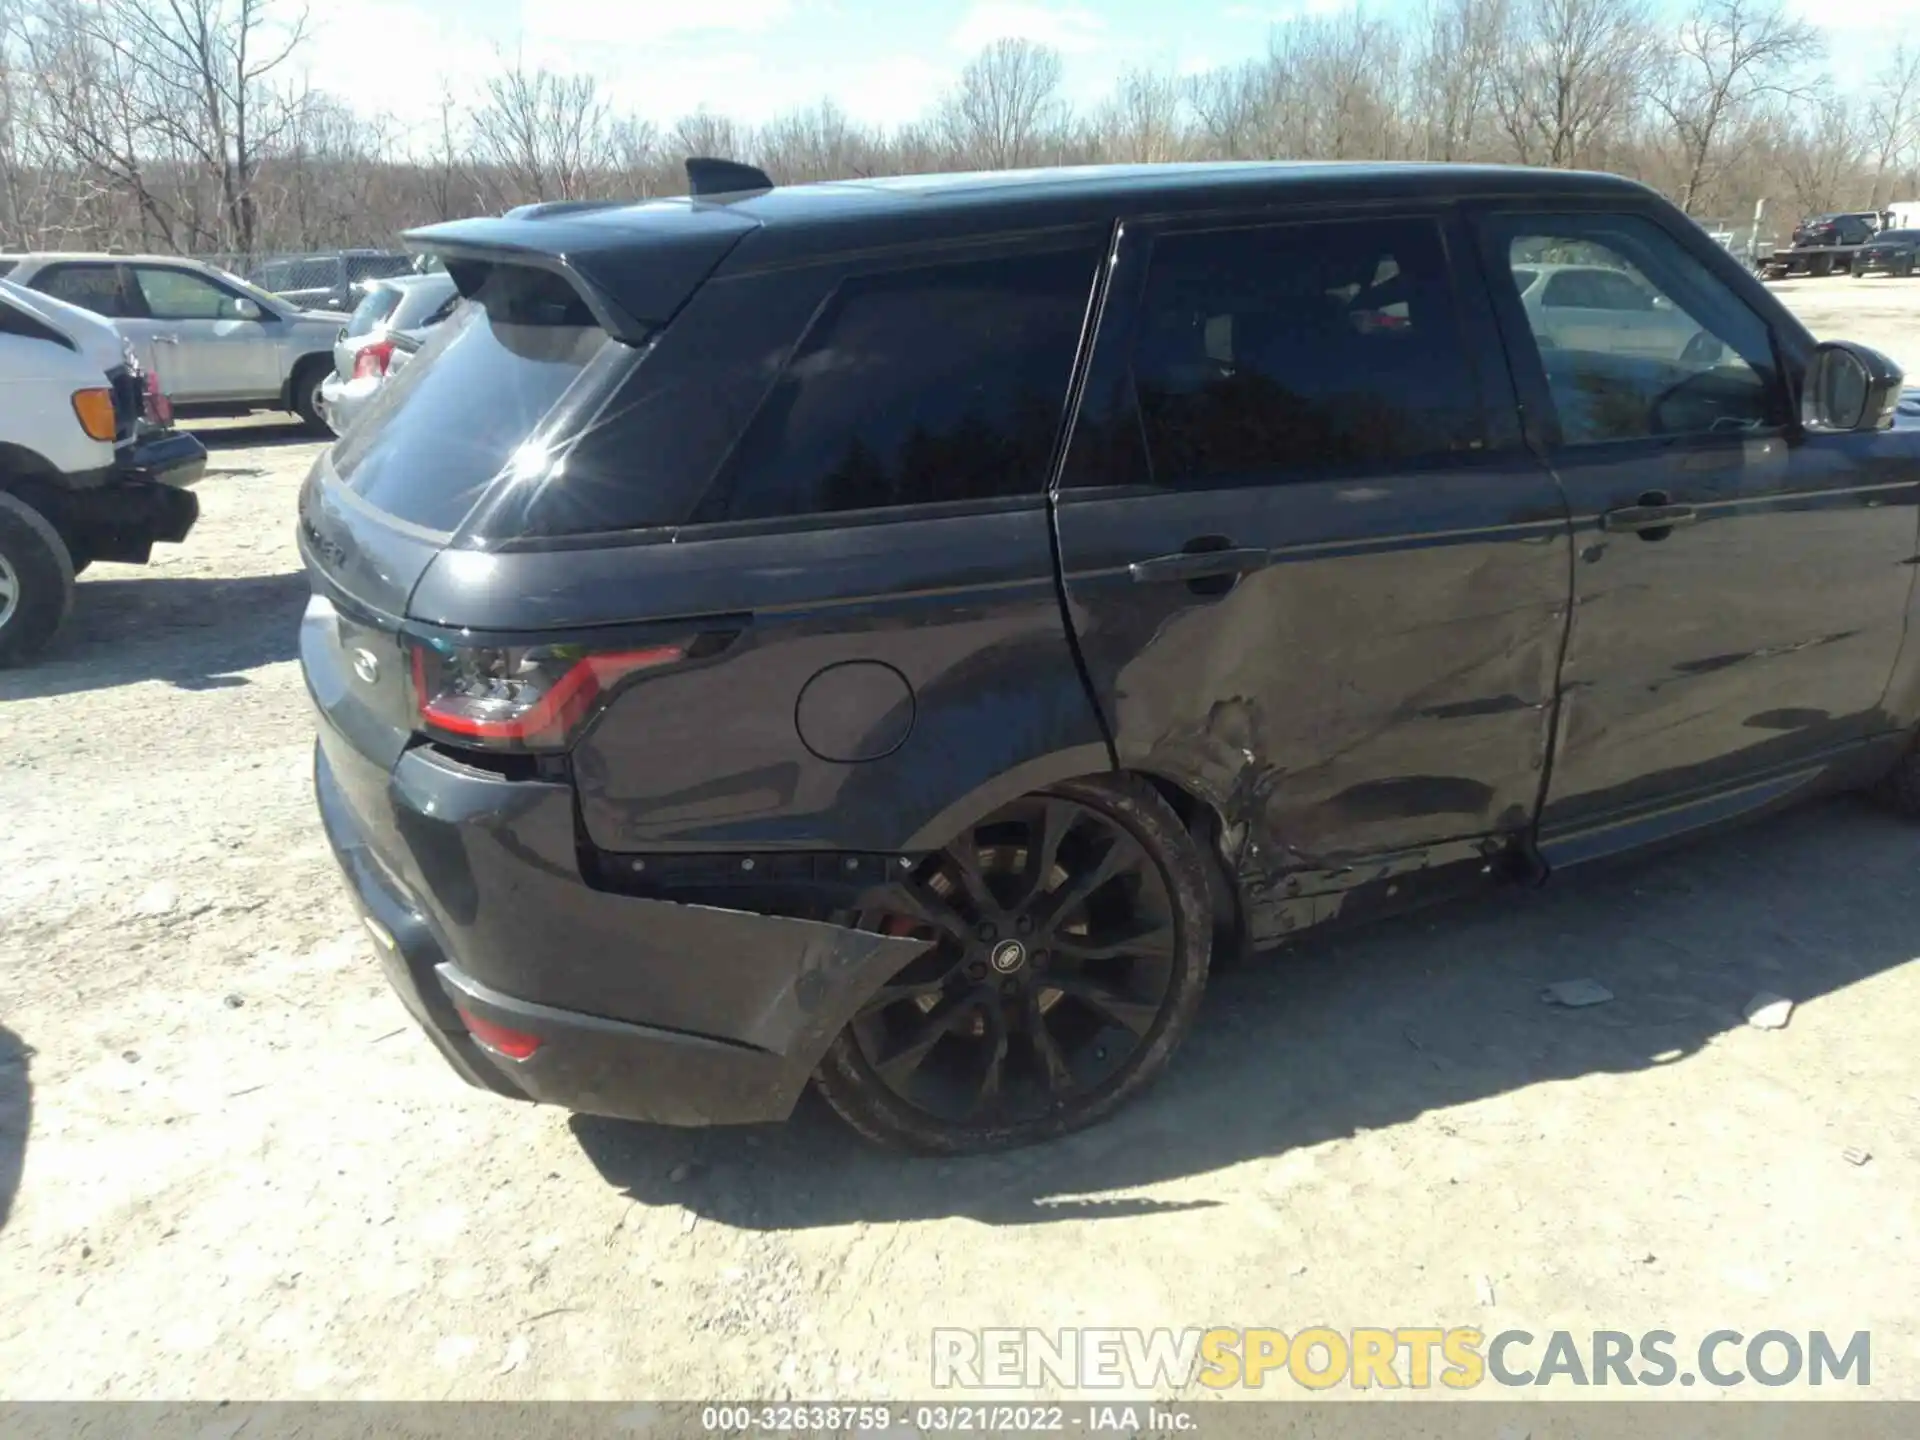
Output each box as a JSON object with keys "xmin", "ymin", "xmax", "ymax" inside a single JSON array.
[
  {"xmin": 31, "ymin": 263, "xmax": 140, "ymax": 318},
  {"xmin": 328, "ymin": 267, "xmax": 617, "ymax": 534},
  {"xmin": 693, "ymin": 248, "xmax": 1098, "ymax": 522},
  {"xmin": 1107, "ymin": 217, "xmax": 1481, "ymax": 490}
]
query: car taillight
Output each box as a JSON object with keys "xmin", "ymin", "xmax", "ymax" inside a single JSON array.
[
  {"xmin": 353, "ymin": 338, "xmax": 396, "ymax": 380},
  {"xmin": 408, "ymin": 639, "xmax": 684, "ymax": 751},
  {"xmin": 142, "ymin": 370, "xmax": 173, "ymax": 427}
]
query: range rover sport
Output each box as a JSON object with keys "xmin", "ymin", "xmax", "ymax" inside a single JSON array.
[{"xmin": 301, "ymin": 158, "xmax": 1920, "ymax": 1152}]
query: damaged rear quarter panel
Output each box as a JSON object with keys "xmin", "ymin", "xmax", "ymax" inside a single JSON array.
[{"xmin": 345, "ymin": 737, "xmax": 931, "ymax": 1111}]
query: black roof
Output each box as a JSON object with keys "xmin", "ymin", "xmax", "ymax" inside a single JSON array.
[{"xmin": 409, "ymin": 161, "xmax": 1659, "ymax": 342}]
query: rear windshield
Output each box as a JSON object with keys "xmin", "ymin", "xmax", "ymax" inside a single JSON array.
[
  {"xmin": 329, "ymin": 267, "xmax": 617, "ymax": 533},
  {"xmin": 345, "ymin": 286, "xmax": 403, "ymax": 338}
]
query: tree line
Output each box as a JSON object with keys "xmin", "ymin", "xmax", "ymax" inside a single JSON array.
[{"xmin": 3, "ymin": 0, "xmax": 1919, "ymax": 260}]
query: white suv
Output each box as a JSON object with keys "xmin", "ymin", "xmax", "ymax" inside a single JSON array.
[{"xmin": 2, "ymin": 253, "xmax": 344, "ymax": 431}]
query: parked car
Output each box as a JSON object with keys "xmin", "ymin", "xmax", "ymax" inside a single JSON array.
[
  {"xmin": 2, "ymin": 253, "xmax": 344, "ymax": 431},
  {"xmin": 254, "ymin": 250, "xmax": 416, "ymax": 313},
  {"xmin": 1792, "ymin": 211, "xmax": 1883, "ymax": 247},
  {"xmin": 0, "ymin": 278, "xmax": 206, "ymax": 664},
  {"xmin": 1511, "ymin": 262, "xmax": 1724, "ymax": 362},
  {"xmin": 1855, "ymin": 229, "xmax": 1920, "ymax": 277},
  {"xmin": 318, "ymin": 272, "xmax": 460, "ymax": 436},
  {"xmin": 301, "ymin": 158, "xmax": 1918, "ymax": 1153}
]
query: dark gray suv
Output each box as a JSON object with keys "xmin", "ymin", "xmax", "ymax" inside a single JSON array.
[{"xmin": 301, "ymin": 158, "xmax": 1920, "ymax": 1152}]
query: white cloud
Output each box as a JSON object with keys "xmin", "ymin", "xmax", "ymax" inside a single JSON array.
[
  {"xmin": 951, "ymin": 2, "xmax": 1108, "ymax": 55},
  {"xmin": 522, "ymin": 0, "xmax": 793, "ymax": 47},
  {"xmin": 834, "ymin": 54, "xmax": 957, "ymax": 126}
]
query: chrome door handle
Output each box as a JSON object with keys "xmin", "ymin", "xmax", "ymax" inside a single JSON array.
[
  {"xmin": 1601, "ymin": 504, "xmax": 1696, "ymax": 535},
  {"xmin": 153, "ymin": 333, "xmax": 180, "ymax": 345},
  {"xmin": 1128, "ymin": 547, "xmax": 1269, "ymax": 584}
]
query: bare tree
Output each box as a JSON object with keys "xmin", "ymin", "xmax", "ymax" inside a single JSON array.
[
  {"xmin": 1866, "ymin": 45, "xmax": 1920, "ymax": 208},
  {"xmin": 1652, "ymin": 0, "xmax": 1822, "ymax": 213},
  {"xmin": 1777, "ymin": 96, "xmax": 1867, "ymax": 215},
  {"xmin": 470, "ymin": 58, "xmax": 616, "ymax": 205},
  {"xmin": 1493, "ymin": 0, "xmax": 1655, "ymax": 167},
  {"xmin": 757, "ymin": 100, "xmax": 875, "ymax": 181},
  {"xmin": 1276, "ymin": 12, "xmax": 1407, "ymax": 160},
  {"xmin": 669, "ymin": 108, "xmax": 745, "ymax": 166},
  {"xmin": 1186, "ymin": 60, "xmax": 1279, "ymax": 160},
  {"xmin": 937, "ymin": 38, "xmax": 1065, "ymax": 169},
  {"xmin": 1096, "ymin": 67, "xmax": 1188, "ymax": 163},
  {"xmin": 1415, "ymin": 0, "xmax": 1510, "ymax": 160}
]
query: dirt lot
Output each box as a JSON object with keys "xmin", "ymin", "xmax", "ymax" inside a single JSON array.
[{"xmin": 2, "ymin": 282, "xmax": 1918, "ymax": 1403}]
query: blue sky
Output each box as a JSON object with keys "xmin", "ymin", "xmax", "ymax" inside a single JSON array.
[{"xmin": 301, "ymin": 0, "xmax": 1888, "ymax": 141}]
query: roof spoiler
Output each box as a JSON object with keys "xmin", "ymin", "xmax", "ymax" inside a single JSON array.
[{"xmin": 404, "ymin": 199, "xmax": 761, "ymax": 345}]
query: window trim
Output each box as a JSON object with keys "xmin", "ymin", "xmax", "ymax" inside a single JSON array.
[
  {"xmin": 1467, "ymin": 203, "xmax": 1795, "ymax": 454},
  {"xmin": 1058, "ymin": 205, "xmax": 1501, "ymax": 497}
]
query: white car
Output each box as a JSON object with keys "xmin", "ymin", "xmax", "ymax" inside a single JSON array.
[
  {"xmin": 1512, "ymin": 262, "xmax": 1720, "ymax": 363},
  {"xmin": 0, "ymin": 279, "xmax": 205, "ymax": 663},
  {"xmin": 0, "ymin": 253, "xmax": 345, "ymax": 432}
]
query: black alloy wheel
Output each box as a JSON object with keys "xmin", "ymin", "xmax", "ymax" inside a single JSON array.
[{"xmin": 814, "ymin": 775, "xmax": 1212, "ymax": 1153}]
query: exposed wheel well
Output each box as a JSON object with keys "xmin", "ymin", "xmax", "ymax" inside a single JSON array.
[
  {"xmin": 1133, "ymin": 771, "xmax": 1250, "ymax": 967},
  {"xmin": 285, "ymin": 353, "xmax": 331, "ymax": 407}
]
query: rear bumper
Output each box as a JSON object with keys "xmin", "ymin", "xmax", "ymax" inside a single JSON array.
[
  {"xmin": 318, "ymin": 373, "xmax": 381, "ymax": 437},
  {"xmin": 118, "ymin": 430, "xmax": 208, "ymax": 490},
  {"xmin": 310, "ymin": 732, "xmax": 929, "ymax": 1126}
]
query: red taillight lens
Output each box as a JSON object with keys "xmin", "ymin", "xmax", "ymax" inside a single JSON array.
[
  {"xmin": 409, "ymin": 640, "xmax": 683, "ymax": 751},
  {"xmin": 456, "ymin": 1007, "xmax": 542, "ymax": 1060},
  {"xmin": 353, "ymin": 339, "xmax": 396, "ymax": 380}
]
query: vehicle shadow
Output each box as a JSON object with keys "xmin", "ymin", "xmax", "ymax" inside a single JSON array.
[
  {"xmin": 0, "ymin": 571, "xmax": 306, "ymax": 701},
  {"xmin": 0, "ymin": 1027, "xmax": 30, "ymax": 1234},
  {"xmin": 572, "ymin": 795, "xmax": 1919, "ymax": 1228}
]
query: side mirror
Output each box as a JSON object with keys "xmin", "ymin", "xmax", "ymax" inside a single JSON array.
[
  {"xmin": 230, "ymin": 296, "xmax": 262, "ymax": 321},
  {"xmin": 1802, "ymin": 341, "xmax": 1904, "ymax": 433}
]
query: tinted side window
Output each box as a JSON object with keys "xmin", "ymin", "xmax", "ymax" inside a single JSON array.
[
  {"xmin": 695, "ymin": 249, "xmax": 1097, "ymax": 522},
  {"xmin": 32, "ymin": 264, "xmax": 136, "ymax": 318},
  {"xmin": 1491, "ymin": 214, "xmax": 1787, "ymax": 447},
  {"xmin": 1123, "ymin": 218, "xmax": 1481, "ymax": 490}
]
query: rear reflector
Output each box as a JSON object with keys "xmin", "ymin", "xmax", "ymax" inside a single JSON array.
[{"xmin": 457, "ymin": 1007, "xmax": 542, "ymax": 1060}]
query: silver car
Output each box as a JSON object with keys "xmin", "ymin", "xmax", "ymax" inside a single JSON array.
[
  {"xmin": 318, "ymin": 273, "xmax": 460, "ymax": 436},
  {"xmin": 1, "ymin": 253, "xmax": 344, "ymax": 432},
  {"xmin": 1512, "ymin": 262, "xmax": 1721, "ymax": 362}
]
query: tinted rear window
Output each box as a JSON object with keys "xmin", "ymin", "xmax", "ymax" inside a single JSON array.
[
  {"xmin": 329, "ymin": 268, "xmax": 617, "ymax": 533},
  {"xmin": 0, "ymin": 260, "xmax": 15, "ymax": 278},
  {"xmin": 345, "ymin": 286, "xmax": 403, "ymax": 337}
]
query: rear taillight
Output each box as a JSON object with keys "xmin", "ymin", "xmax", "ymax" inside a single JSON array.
[
  {"xmin": 408, "ymin": 639, "xmax": 683, "ymax": 751},
  {"xmin": 353, "ymin": 338, "xmax": 396, "ymax": 380},
  {"xmin": 143, "ymin": 370, "xmax": 172, "ymax": 427}
]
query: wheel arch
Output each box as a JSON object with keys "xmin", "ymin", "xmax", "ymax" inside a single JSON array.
[
  {"xmin": 900, "ymin": 753, "xmax": 1250, "ymax": 968},
  {"xmin": 283, "ymin": 351, "xmax": 332, "ymax": 407}
]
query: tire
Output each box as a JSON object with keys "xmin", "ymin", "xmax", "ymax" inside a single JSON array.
[
  {"xmin": 814, "ymin": 774, "xmax": 1213, "ymax": 1153},
  {"xmin": 291, "ymin": 359, "xmax": 330, "ymax": 435},
  {"xmin": 0, "ymin": 492, "xmax": 76, "ymax": 667}
]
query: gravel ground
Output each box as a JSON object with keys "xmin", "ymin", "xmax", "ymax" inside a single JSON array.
[{"xmin": 1, "ymin": 284, "xmax": 1918, "ymax": 1402}]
